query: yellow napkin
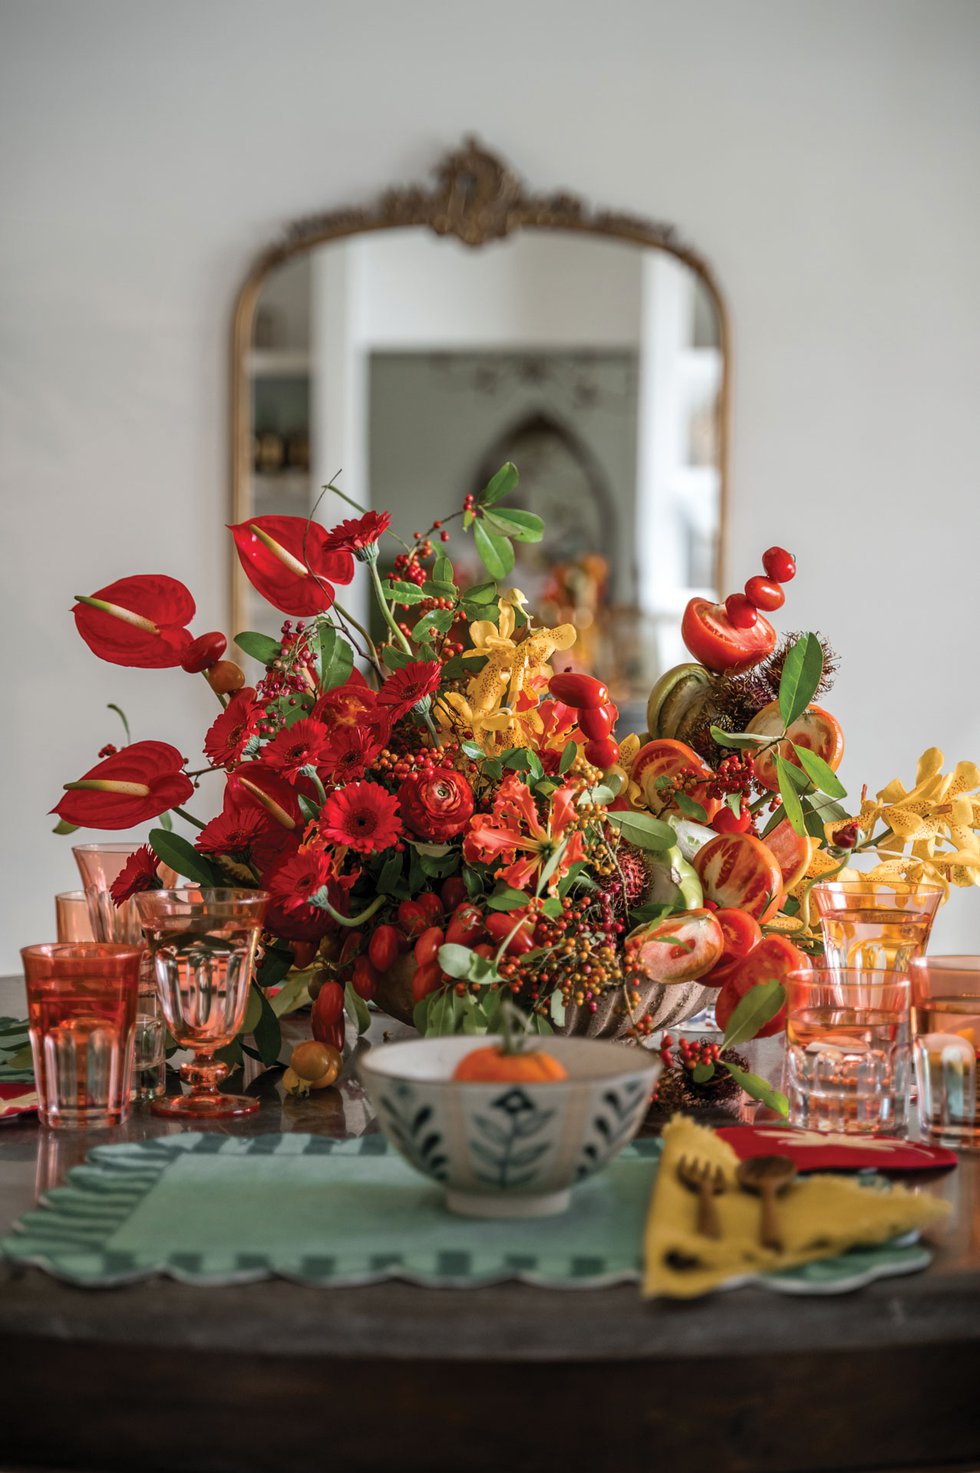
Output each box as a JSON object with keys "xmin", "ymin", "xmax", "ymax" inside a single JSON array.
[{"xmin": 644, "ymin": 1116, "xmax": 951, "ymax": 1299}]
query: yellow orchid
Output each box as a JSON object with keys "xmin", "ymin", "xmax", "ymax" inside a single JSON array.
[{"xmin": 845, "ymin": 748, "xmax": 980, "ymax": 892}]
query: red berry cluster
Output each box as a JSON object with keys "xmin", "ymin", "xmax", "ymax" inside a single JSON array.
[{"xmin": 725, "ymin": 545, "xmax": 796, "ymax": 631}]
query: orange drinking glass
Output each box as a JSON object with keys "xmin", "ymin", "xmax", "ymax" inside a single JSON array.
[
  {"xmin": 21, "ymin": 943, "xmax": 142, "ymax": 1130},
  {"xmin": 135, "ymin": 888, "xmax": 268, "ymax": 1120},
  {"xmin": 810, "ymin": 879, "xmax": 943, "ymax": 973}
]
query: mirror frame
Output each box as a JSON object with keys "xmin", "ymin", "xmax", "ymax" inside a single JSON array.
[{"xmin": 230, "ymin": 137, "xmax": 731, "ymax": 634}]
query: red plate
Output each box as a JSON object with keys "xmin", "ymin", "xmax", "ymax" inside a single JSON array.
[
  {"xmin": 0, "ymin": 1080, "xmax": 38, "ymax": 1121},
  {"xmin": 717, "ymin": 1124, "xmax": 957, "ymax": 1172}
]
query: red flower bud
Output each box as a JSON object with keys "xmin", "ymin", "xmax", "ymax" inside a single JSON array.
[{"xmin": 181, "ymin": 631, "xmax": 227, "ymax": 673}]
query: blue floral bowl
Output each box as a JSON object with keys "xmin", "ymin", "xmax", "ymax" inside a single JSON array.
[{"xmin": 358, "ymin": 1035, "xmax": 660, "ymax": 1218}]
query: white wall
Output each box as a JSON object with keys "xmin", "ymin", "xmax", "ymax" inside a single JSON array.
[{"xmin": 2, "ymin": 0, "xmax": 979, "ymax": 972}]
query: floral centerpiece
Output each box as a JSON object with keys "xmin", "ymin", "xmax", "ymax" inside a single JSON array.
[{"xmin": 52, "ymin": 466, "xmax": 980, "ymax": 1114}]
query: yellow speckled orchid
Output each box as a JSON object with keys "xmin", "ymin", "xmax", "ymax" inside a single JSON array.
[
  {"xmin": 437, "ymin": 590, "xmax": 576, "ymax": 753},
  {"xmin": 842, "ymin": 749, "xmax": 980, "ymax": 892}
]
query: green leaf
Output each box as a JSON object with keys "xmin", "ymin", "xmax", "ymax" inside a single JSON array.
[
  {"xmin": 317, "ymin": 624, "xmax": 354, "ymax": 691},
  {"xmin": 710, "ymin": 726, "xmax": 763, "ymax": 750},
  {"xmin": 235, "ymin": 631, "xmax": 281, "ymax": 666},
  {"xmin": 674, "ymin": 791, "xmax": 708, "ymax": 822},
  {"xmin": 413, "ymin": 993, "xmax": 434, "ymax": 1035},
  {"xmin": 462, "ymin": 581, "xmax": 498, "ymax": 606},
  {"xmin": 438, "ymin": 944, "xmax": 474, "ymax": 979},
  {"xmin": 376, "ymin": 851, "xmax": 404, "ymax": 895},
  {"xmin": 541, "ymin": 896, "xmax": 563, "ymax": 918},
  {"xmin": 550, "ymin": 990, "xmax": 566, "ymax": 1027},
  {"xmin": 251, "ymin": 986, "xmax": 282, "ymax": 1065},
  {"xmin": 242, "ymin": 983, "xmax": 263, "ymax": 1035},
  {"xmin": 720, "ymin": 1060, "xmax": 789, "ymax": 1118},
  {"xmin": 558, "ymin": 740, "xmax": 577, "ymax": 775},
  {"xmin": 629, "ymin": 901, "xmax": 678, "ymax": 926},
  {"xmin": 606, "ymin": 810, "xmax": 676, "ymax": 851},
  {"xmin": 384, "ymin": 581, "xmax": 429, "ymax": 604},
  {"xmin": 778, "ymin": 633, "xmax": 824, "ymax": 728},
  {"xmin": 344, "ymin": 980, "xmax": 372, "ymax": 1036},
  {"xmin": 158, "ymin": 809, "xmax": 173, "ymax": 831},
  {"xmin": 804, "ymin": 791, "xmax": 849, "ymax": 840},
  {"xmin": 107, "ymin": 703, "xmax": 131, "ymax": 744},
  {"xmin": 479, "ymin": 461, "xmax": 519, "ymax": 507},
  {"xmin": 482, "ymin": 507, "xmax": 544, "ymax": 543},
  {"xmin": 298, "ymin": 794, "xmax": 320, "ymax": 825},
  {"xmin": 460, "ymin": 740, "xmax": 486, "ymax": 761},
  {"xmin": 722, "ymin": 980, "xmax": 786, "ymax": 1050},
  {"xmin": 382, "ymin": 646, "xmax": 413, "ymax": 671},
  {"xmin": 52, "ymin": 818, "xmax": 80, "ymax": 836},
  {"xmin": 473, "ymin": 519, "xmax": 515, "ymax": 580},
  {"xmin": 776, "ymin": 756, "xmax": 807, "ymax": 837},
  {"xmin": 433, "ymin": 555, "xmax": 454, "ymax": 585},
  {"xmin": 487, "ymin": 888, "xmax": 532, "ymax": 911},
  {"xmin": 691, "ymin": 1061, "xmax": 716, "ymax": 1084},
  {"xmin": 148, "ymin": 829, "xmax": 218, "ymax": 885},
  {"xmin": 791, "ymin": 744, "xmax": 847, "ymax": 799},
  {"xmin": 257, "ymin": 943, "xmax": 293, "ymax": 990},
  {"xmin": 762, "ymin": 803, "xmax": 786, "ymax": 838},
  {"xmin": 412, "ymin": 608, "xmax": 454, "ymax": 644}
]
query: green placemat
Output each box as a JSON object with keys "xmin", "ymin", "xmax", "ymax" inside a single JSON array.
[
  {"xmin": 1, "ymin": 1133, "xmax": 664, "ymax": 1288},
  {"xmin": 0, "ymin": 1017, "xmax": 34, "ymax": 1083}
]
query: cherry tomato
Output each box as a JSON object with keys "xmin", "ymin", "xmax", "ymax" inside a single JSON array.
[
  {"xmin": 311, "ymin": 980, "xmax": 345, "ymax": 1042},
  {"xmin": 339, "ymin": 930, "xmax": 363, "ymax": 966},
  {"xmin": 578, "ymin": 705, "xmax": 615, "ymax": 740},
  {"xmin": 724, "ymin": 592, "xmax": 758, "ymax": 630},
  {"xmin": 714, "ymin": 907, "xmax": 763, "ymax": 965},
  {"xmin": 416, "ymin": 892, "xmax": 443, "ymax": 926},
  {"xmin": 746, "ymin": 701, "xmax": 844, "ymax": 792},
  {"xmin": 719, "ymin": 935, "xmax": 812, "ymax": 1037},
  {"xmin": 625, "ymin": 908, "xmax": 725, "ymax": 984},
  {"xmin": 485, "ymin": 912, "xmax": 536, "ymax": 955},
  {"xmin": 681, "ymin": 596, "xmax": 777, "ymax": 674},
  {"xmin": 181, "ymin": 631, "xmax": 228, "ymax": 673},
  {"xmin": 413, "ymin": 925, "xmax": 445, "ymax": 967},
  {"xmin": 764, "ymin": 817, "xmax": 815, "ymax": 890},
  {"xmin": 290, "ymin": 1041, "xmax": 339, "ymax": 1083},
  {"xmin": 397, "ymin": 899, "xmax": 429, "ymax": 937},
  {"xmin": 368, "ymin": 924, "xmax": 400, "ymax": 971},
  {"xmin": 290, "ymin": 941, "xmax": 317, "ymax": 971},
  {"xmin": 441, "ymin": 876, "xmax": 468, "ymax": 912},
  {"xmin": 762, "ymin": 546, "xmax": 796, "ymax": 583},
  {"xmin": 631, "ymin": 739, "xmax": 721, "ymax": 823},
  {"xmin": 744, "ymin": 575, "xmax": 785, "ymax": 613},
  {"xmin": 446, "ymin": 904, "xmax": 484, "ymax": 947},
  {"xmin": 693, "ymin": 833, "xmax": 783, "ymax": 923},
  {"xmin": 206, "ymin": 659, "xmax": 246, "ymax": 694},
  {"xmin": 548, "ymin": 673, "xmax": 610, "ymax": 708},
  {"xmin": 352, "ymin": 956, "xmax": 379, "ymax": 1001},
  {"xmin": 711, "ymin": 801, "xmax": 751, "ymax": 834},
  {"xmin": 584, "ymin": 735, "xmax": 619, "ymax": 769},
  {"xmin": 411, "ymin": 961, "xmax": 442, "ymax": 1003}
]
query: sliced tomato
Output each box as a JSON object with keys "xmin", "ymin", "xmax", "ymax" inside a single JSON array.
[
  {"xmin": 681, "ymin": 597, "xmax": 776, "ymax": 674},
  {"xmin": 693, "ymin": 833, "xmax": 783, "ymax": 923},
  {"xmin": 719, "ymin": 935, "xmax": 813, "ymax": 1037},
  {"xmin": 765, "ymin": 817, "xmax": 817, "ymax": 890},
  {"xmin": 625, "ymin": 908, "xmax": 724, "ymax": 985},
  {"xmin": 698, "ymin": 957, "xmax": 741, "ymax": 992},
  {"xmin": 631, "ymin": 738, "xmax": 721, "ymax": 823},
  {"xmin": 714, "ymin": 979, "xmax": 742, "ymax": 1030},
  {"xmin": 746, "ymin": 701, "xmax": 845, "ymax": 792},
  {"xmin": 714, "ymin": 907, "xmax": 762, "ymax": 965}
]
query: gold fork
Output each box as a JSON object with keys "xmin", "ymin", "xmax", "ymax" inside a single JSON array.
[{"xmin": 676, "ymin": 1155, "xmax": 727, "ymax": 1240}]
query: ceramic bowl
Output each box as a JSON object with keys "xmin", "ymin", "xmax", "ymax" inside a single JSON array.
[{"xmin": 358, "ymin": 1034, "xmax": 660, "ymax": 1218}]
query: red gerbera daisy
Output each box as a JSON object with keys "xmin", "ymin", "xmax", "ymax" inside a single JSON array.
[
  {"xmin": 266, "ymin": 848, "xmax": 333, "ymax": 914},
  {"xmin": 195, "ymin": 807, "xmax": 268, "ymax": 857},
  {"xmin": 204, "ymin": 688, "xmax": 260, "ymax": 768},
  {"xmin": 376, "ymin": 660, "xmax": 442, "ymax": 717},
  {"xmin": 261, "ymin": 718, "xmax": 333, "ymax": 784},
  {"xmin": 320, "ymin": 781, "xmax": 403, "ymax": 853},
  {"xmin": 320, "ymin": 723, "xmax": 386, "ymax": 783},
  {"xmin": 109, "ymin": 845, "xmax": 161, "ymax": 907},
  {"xmin": 321, "ymin": 510, "xmax": 391, "ymax": 554}
]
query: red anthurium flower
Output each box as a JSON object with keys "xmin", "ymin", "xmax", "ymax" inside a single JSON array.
[
  {"xmin": 320, "ymin": 782, "xmax": 403, "ymax": 853},
  {"xmin": 203, "ymin": 688, "xmax": 260, "ymax": 768},
  {"xmin": 376, "ymin": 660, "xmax": 442, "ymax": 718},
  {"xmin": 54, "ymin": 741, "xmax": 193, "ymax": 830},
  {"xmin": 262, "ymin": 719, "xmax": 333, "ymax": 784},
  {"xmin": 72, "ymin": 575, "xmax": 195, "ymax": 668},
  {"xmin": 223, "ymin": 762, "xmax": 303, "ymax": 832},
  {"xmin": 109, "ymin": 845, "xmax": 161, "ymax": 906},
  {"xmin": 228, "ymin": 516, "xmax": 354, "ymax": 617},
  {"xmin": 320, "ymin": 510, "xmax": 391, "ymax": 555}
]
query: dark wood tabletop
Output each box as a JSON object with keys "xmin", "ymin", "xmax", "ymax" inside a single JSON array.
[{"xmin": 1, "ymin": 976, "xmax": 978, "ymax": 1473}]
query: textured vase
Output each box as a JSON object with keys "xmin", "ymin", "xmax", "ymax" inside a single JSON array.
[{"xmin": 558, "ymin": 979, "xmax": 710, "ymax": 1042}]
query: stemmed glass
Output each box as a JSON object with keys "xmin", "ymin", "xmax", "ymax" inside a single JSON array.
[{"xmin": 135, "ymin": 888, "xmax": 268, "ymax": 1120}]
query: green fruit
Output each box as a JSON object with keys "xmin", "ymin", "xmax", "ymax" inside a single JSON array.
[
  {"xmin": 647, "ymin": 663, "xmax": 711, "ymax": 739},
  {"xmin": 644, "ymin": 845, "xmax": 705, "ymax": 911}
]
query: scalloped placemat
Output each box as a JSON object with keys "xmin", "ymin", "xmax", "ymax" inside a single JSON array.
[{"xmin": 0, "ymin": 1133, "xmax": 932, "ymax": 1292}]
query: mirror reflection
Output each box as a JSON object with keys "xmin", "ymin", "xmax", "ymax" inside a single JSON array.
[{"xmin": 242, "ymin": 228, "xmax": 724, "ymax": 723}]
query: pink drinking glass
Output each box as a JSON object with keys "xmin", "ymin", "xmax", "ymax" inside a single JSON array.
[
  {"xmin": 135, "ymin": 888, "xmax": 269, "ymax": 1120},
  {"xmin": 810, "ymin": 879, "xmax": 943, "ymax": 972}
]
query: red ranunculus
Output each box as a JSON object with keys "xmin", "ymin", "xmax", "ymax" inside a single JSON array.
[
  {"xmin": 320, "ymin": 782, "xmax": 403, "ymax": 853},
  {"xmin": 398, "ymin": 768, "xmax": 474, "ymax": 842},
  {"xmin": 53, "ymin": 741, "xmax": 193, "ymax": 830},
  {"xmin": 203, "ymin": 687, "xmax": 260, "ymax": 768},
  {"xmin": 228, "ymin": 516, "xmax": 354, "ymax": 617},
  {"xmin": 109, "ymin": 845, "xmax": 161, "ymax": 906},
  {"xmin": 320, "ymin": 510, "xmax": 391, "ymax": 554},
  {"xmin": 73, "ymin": 575, "xmax": 195, "ymax": 668},
  {"xmin": 376, "ymin": 660, "xmax": 442, "ymax": 717}
]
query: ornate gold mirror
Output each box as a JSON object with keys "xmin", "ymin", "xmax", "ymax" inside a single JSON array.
[{"xmin": 230, "ymin": 139, "xmax": 729, "ymax": 722}]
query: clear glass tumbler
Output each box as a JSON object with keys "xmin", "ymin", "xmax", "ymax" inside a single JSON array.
[
  {"xmin": 810, "ymin": 879, "xmax": 942, "ymax": 972},
  {"xmin": 910, "ymin": 955, "xmax": 980, "ymax": 1151},
  {"xmin": 21, "ymin": 943, "xmax": 141, "ymax": 1129},
  {"xmin": 135, "ymin": 888, "xmax": 268, "ymax": 1120},
  {"xmin": 55, "ymin": 891, "xmax": 95, "ymax": 943},
  {"xmin": 785, "ymin": 967, "xmax": 912, "ymax": 1135}
]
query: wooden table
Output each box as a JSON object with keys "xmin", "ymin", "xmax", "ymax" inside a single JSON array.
[{"xmin": 1, "ymin": 977, "xmax": 978, "ymax": 1473}]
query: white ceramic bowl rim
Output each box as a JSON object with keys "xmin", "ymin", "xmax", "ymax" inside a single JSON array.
[{"xmin": 358, "ymin": 1033, "xmax": 660, "ymax": 1087}]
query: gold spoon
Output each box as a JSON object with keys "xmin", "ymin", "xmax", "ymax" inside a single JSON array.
[{"xmin": 736, "ymin": 1155, "xmax": 798, "ymax": 1252}]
